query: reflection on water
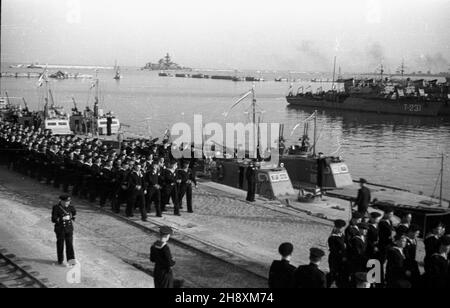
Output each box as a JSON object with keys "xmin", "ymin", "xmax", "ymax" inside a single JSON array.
[
  {"xmin": 1, "ymin": 68, "xmax": 449, "ymax": 199},
  {"xmin": 284, "ymin": 105, "xmax": 450, "ymax": 199}
]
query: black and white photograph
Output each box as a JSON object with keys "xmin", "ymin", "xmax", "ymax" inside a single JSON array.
[{"xmin": 0, "ymin": 0, "xmax": 449, "ymax": 294}]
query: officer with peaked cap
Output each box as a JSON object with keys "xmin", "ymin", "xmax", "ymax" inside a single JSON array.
[
  {"xmin": 246, "ymin": 161, "xmax": 257, "ymax": 202},
  {"xmin": 51, "ymin": 195, "xmax": 77, "ymax": 265},
  {"xmin": 355, "ymin": 178, "xmax": 371, "ymax": 218},
  {"xmin": 150, "ymin": 226, "xmax": 176, "ymax": 288},
  {"xmin": 294, "ymin": 247, "xmax": 327, "ymax": 288}
]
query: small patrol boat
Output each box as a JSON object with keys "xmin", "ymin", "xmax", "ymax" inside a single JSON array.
[
  {"xmin": 70, "ymin": 77, "xmax": 121, "ymax": 136},
  {"xmin": 197, "ymin": 86, "xmax": 351, "ymax": 201},
  {"xmin": 9, "ymin": 71, "xmax": 72, "ymax": 135},
  {"xmin": 38, "ymin": 73, "xmax": 72, "ymax": 135},
  {"xmin": 278, "ymin": 111, "xmax": 353, "ymax": 191}
]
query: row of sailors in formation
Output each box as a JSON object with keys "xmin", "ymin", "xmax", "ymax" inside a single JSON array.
[
  {"xmin": 269, "ymin": 210, "xmax": 450, "ymax": 288},
  {"xmin": 0, "ymin": 121, "xmax": 198, "ymax": 221}
]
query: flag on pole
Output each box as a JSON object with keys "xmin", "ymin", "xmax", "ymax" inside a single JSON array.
[
  {"xmin": 290, "ymin": 123, "xmax": 301, "ymax": 136},
  {"xmin": 36, "ymin": 69, "xmax": 48, "ymax": 87},
  {"xmin": 290, "ymin": 111, "xmax": 317, "ymax": 136},
  {"xmin": 163, "ymin": 127, "xmax": 171, "ymax": 141},
  {"xmin": 223, "ymin": 90, "xmax": 252, "ymax": 117}
]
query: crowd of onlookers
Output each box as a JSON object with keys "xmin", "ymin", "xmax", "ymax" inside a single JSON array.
[{"xmin": 269, "ymin": 209, "xmax": 450, "ymax": 288}]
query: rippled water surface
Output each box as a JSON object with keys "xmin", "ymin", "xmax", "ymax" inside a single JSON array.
[{"xmin": 1, "ymin": 67, "xmax": 449, "ymax": 199}]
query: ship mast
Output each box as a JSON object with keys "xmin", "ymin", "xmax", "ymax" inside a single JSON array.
[
  {"xmin": 251, "ymin": 84, "xmax": 259, "ymax": 160},
  {"xmin": 313, "ymin": 110, "xmax": 317, "ymax": 156},
  {"xmin": 331, "ymin": 56, "xmax": 337, "ymax": 91},
  {"xmin": 44, "ymin": 72, "xmax": 50, "ymax": 120},
  {"xmin": 379, "ymin": 63, "xmax": 384, "ymax": 80},
  {"xmin": 440, "ymin": 152, "xmax": 444, "ymax": 207},
  {"xmin": 400, "ymin": 59, "xmax": 405, "ymax": 78}
]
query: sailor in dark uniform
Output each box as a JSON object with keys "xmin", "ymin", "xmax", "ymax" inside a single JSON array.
[
  {"xmin": 424, "ymin": 222, "xmax": 445, "ymax": 274},
  {"xmin": 327, "ymin": 219, "xmax": 347, "ymax": 288},
  {"xmin": 385, "ymin": 234, "xmax": 411, "ymax": 288},
  {"xmin": 144, "ymin": 162, "xmax": 162, "ymax": 217},
  {"xmin": 294, "ymin": 247, "xmax": 327, "ymax": 288},
  {"xmin": 397, "ymin": 212, "xmax": 413, "ymax": 230},
  {"xmin": 89, "ymin": 157, "xmax": 103, "ymax": 203},
  {"xmin": 246, "ymin": 161, "xmax": 257, "ymax": 202},
  {"xmin": 345, "ymin": 212, "xmax": 363, "ymax": 247},
  {"xmin": 404, "ymin": 224, "xmax": 421, "ymax": 288},
  {"xmin": 316, "ymin": 152, "xmax": 327, "ymax": 196},
  {"xmin": 354, "ymin": 178, "xmax": 371, "ymax": 218},
  {"xmin": 99, "ymin": 160, "xmax": 114, "ymax": 207},
  {"xmin": 378, "ymin": 207, "xmax": 395, "ymax": 263},
  {"xmin": 150, "ymin": 226, "xmax": 176, "ymax": 288},
  {"xmin": 126, "ymin": 164, "xmax": 147, "ymax": 221},
  {"xmin": 51, "ymin": 195, "xmax": 76, "ymax": 265},
  {"xmin": 348, "ymin": 223, "xmax": 369, "ymax": 278},
  {"xmin": 112, "ymin": 162, "xmax": 130, "ymax": 213},
  {"xmin": 160, "ymin": 161, "xmax": 180, "ymax": 215},
  {"xmin": 425, "ymin": 235, "xmax": 450, "ymax": 288},
  {"xmin": 62, "ymin": 151, "xmax": 77, "ymax": 193},
  {"xmin": 367, "ymin": 212, "xmax": 382, "ymax": 260},
  {"xmin": 177, "ymin": 162, "xmax": 197, "ymax": 213},
  {"xmin": 268, "ymin": 242, "xmax": 296, "ymax": 288}
]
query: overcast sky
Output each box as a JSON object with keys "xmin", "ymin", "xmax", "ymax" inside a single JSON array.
[{"xmin": 2, "ymin": 0, "xmax": 449, "ymax": 72}]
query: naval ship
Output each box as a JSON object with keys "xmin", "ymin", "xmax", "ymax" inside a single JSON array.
[
  {"xmin": 70, "ymin": 77, "xmax": 121, "ymax": 136},
  {"xmin": 286, "ymin": 77, "xmax": 448, "ymax": 117},
  {"xmin": 195, "ymin": 87, "xmax": 353, "ymax": 198}
]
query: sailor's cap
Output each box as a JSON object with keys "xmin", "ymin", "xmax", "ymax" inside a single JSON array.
[
  {"xmin": 370, "ymin": 212, "xmax": 382, "ymax": 219},
  {"xmin": 309, "ymin": 247, "xmax": 325, "ymax": 259},
  {"xmin": 278, "ymin": 242, "xmax": 294, "ymax": 256},
  {"xmin": 334, "ymin": 219, "xmax": 346, "ymax": 228},
  {"xmin": 159, "ymin": 226, "xmax": 173, "ymax": 236},
  {"xmin": 357, "ymin": 222, "xmax": 369, "ymax": 230},
  {"xmin": 59, "ymin": 194, "xmax": 71, "ymax": 202}
]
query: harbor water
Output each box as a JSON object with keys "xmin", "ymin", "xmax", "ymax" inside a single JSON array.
[{"xmin": 1, "ymin": 65, "xmax": 449, "ymax": 200}]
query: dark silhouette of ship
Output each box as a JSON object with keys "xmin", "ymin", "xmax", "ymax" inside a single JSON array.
[{"xmin": 287, "ymin": 70, "xmax": 449, "ymax": 117}]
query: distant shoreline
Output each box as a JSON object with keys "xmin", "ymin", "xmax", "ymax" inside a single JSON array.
[{"xmin": 2, "ymin": 62, "xmax": 448, "ymax": 79}]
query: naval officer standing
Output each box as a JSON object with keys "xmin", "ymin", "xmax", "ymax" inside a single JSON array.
[
  {"xmin": 51, "ymin": 195, "xmax": 77, "ymax": 265},
  {"xmin": 246, "ymin": 161, "xmax": 257, "ymax": 202}
]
